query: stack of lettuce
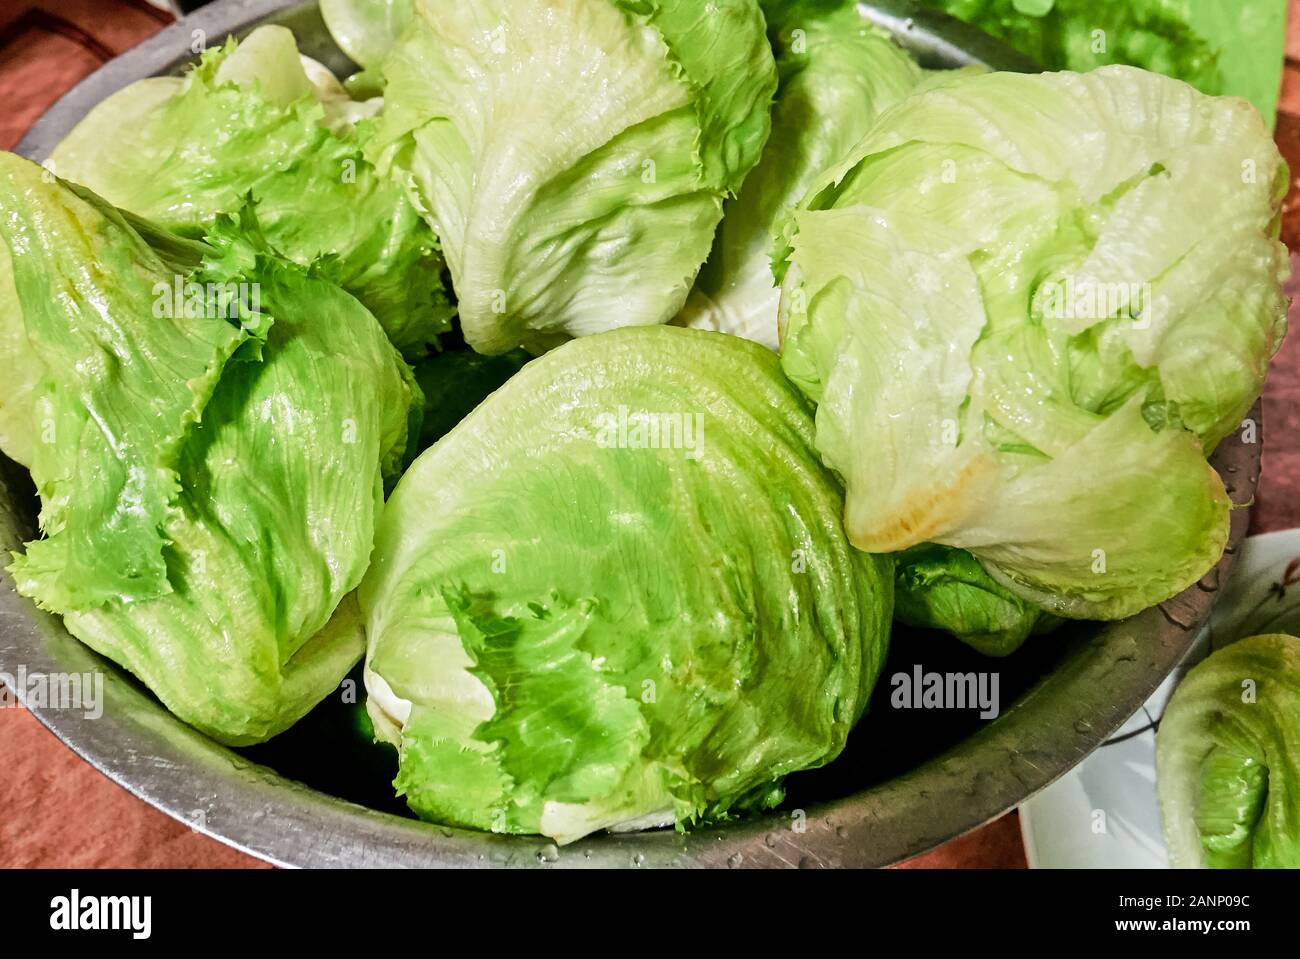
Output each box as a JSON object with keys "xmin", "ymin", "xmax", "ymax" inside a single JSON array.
[{"xmin": 0, "ymin": 0, "xmax": 1291, "ymax": 851}]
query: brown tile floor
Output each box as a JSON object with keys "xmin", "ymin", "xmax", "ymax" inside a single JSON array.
[{"xmin": 1, "ymin": 0, "xmax": 1297, "ymax": 870}]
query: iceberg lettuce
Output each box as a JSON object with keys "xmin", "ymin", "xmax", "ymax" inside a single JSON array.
[
  {"xmin": 894, "ymin": 544, "xmax": 1057, "ymax": 656},
  {"xmin": 778, "ymin": 66, "xmax": 1288, "ymax": 620},
  {"xmin": 1158, "ymin": 633, "xmax": 1300, "ymax": 868},
  {"xmin": 0, "ymin": 152, "xmax": 419, "ymax": 744},
  {"xmin": 370, "ymin": 0, "xmax": 778, "ymax": 355},
  {"xmin": 360, "ymin": 325, "xmax": 892, "ymax": 842},
  {"xmin": 678, "ymin": 0, "xmax": 922, "ymax": 348}
]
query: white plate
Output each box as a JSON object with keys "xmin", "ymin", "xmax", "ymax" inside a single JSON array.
[{"xmin": 1020, "ymin": 528, "xmax": 1300, "ymax": 868}]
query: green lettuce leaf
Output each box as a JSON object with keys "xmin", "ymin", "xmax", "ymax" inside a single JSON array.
[
  {"xmin": 360, "ymin": 325, "xmax": 891, "ymax": 842},
  {"xmin": 1158, "ymin": 633, "xmax": 1300, "ymax": 868},
  {"xmin": 0, "ymin": 233, "xmax": 43, "ymax": 469},
  {"xmin": 0, "ymin": 155, "xmax": 251, "ymax": 609},
  {"xmin": 917, "ymin": 0, "xmax": 1286, "ymax": 123},
  {"xmin": 894, "ymin": 544, "xmax": 1058, "ymax": 656},
  {"xmin": 0, "ymin": 153, "xmax": 420, "ymax": 744},
  {"xmin": 778, "ymin": 66, "xmax": 1288, "ymax": 620},
  {"xmin": 48, "ymin": 25, "xmax": 451, "ymax": 358},
  {"xmin": 676, "ymin": 0, "xmax": 922, "ymax": 348},
  {"xmin": 321, "ymin": 0, "xmax": 414, "ymax": 69},
  {"xmin": 370, "ymin": 0, "xmax": 777, "ymax": 355}
]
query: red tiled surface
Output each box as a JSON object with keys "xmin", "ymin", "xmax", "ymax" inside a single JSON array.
[{"xmin": 0, "ymin": 1, "xmax": 1296, "ymax": 870}]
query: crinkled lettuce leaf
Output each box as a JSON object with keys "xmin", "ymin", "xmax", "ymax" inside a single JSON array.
[
  {"xmin": 894, "ymin": 544, "xmax": 1058, "ymax": 656},
  {"xmin": 0, "ymin": 152, "xmax": 419, "ymax": 744},
  {"xmin": 49, "ymin": 25, "xmax": 451, "ymax": 358},
  {"xmin": 1158, "ymin": 633, "xmax": 1300, "ymax": 868},
  {"xmin": 677, "ymin": 0, "xmax": 922, "ymax": 349},
  {"xmin": 370, "ymin": 0, "xmax": 777, "ymax": 355},
  {"xmin": 918, "ymin": 0, "xmax": 1286, "ymax": 123},
  {"xmin": 360, "ymin": 326, "xmax": 891, "ymax": 842},
  {"xmin": 0, "ymin": 158, "xmax": 252, "ymax": 609},
  {"xmin": 779, "ymin": 67, "xmax": 1288, "ymax": 620}
]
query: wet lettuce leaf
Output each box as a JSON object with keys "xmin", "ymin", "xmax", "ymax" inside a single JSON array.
[
  {"xmin": 0, "ymin": 152, "xmax": 419, "ymax": 744},
  {"xmin": 894, "ymin": 544, "xmax": 1058, "ymax": 656},
  {"xmin": 677, "ymin": 0, "xmax": 923, "ymax": 348},
  {"xmin": 1158, "ymin": 633, "xmax": 1300, "ymax": 868}
]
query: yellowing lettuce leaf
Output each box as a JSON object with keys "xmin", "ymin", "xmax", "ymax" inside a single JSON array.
[{"xmin": 779, "ymin": 67, "xmax": 1287, "ymax": 620}]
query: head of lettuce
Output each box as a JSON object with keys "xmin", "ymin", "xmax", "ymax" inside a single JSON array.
[
  {"xmin": 1158, "ymin": 633, "xmax": 1300, "ymax": 868},
  {"xmin": 369, "ymin": 0, "xmax": 778, "ymax": 355},
  {"xmin": 0, "ymin": 152, "xmax": 419, "ymax": 745},
  {"xmin": 359, "ymin": 326, "xmax": 892, "ymax": 844},
  {"xmin": 778, "ymin": 66, "xmax": 1289, "ymax": 622}
]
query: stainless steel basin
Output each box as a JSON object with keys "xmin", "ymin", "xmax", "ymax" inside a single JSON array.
[{"xmin": 2, "ymin": 0, "xmax": 1255, "ymax": 868}]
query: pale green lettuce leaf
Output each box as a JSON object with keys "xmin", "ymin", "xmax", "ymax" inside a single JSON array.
[
  {"xmin": 49, "ymin": 25, "xmax": 450, "ymax": 358},
  {"xmin": 0, "ymin": 236, "xmax": 42, "ymax": 469},
  {"xmin": 1158, "ymin": 633, "xmax": 1300, "ymax": 868},
  {"xmin": 371, "ymin": 0, "xmax": 777, "ymax": 355},
  {"xmin": 678, "ymin": 0, "xmax": 922, "ymax": 348},
  {"xmin": 212, "ymin": 22, "xmax": 315, "ymax": 106},
  {"xmin": 0, "ymin": 153, "xmax": 251, "ymax": 609},
  {"xmin": 321, "ymin": 0, "xmax": 414, "ymax": 69},
  {"xmin": 0, "ymin": 154, "xmax": 419, "ymax": 744},
  {"xmin": 360, "ymin": 325, "xmax": 891, "ymax": 842},
  {"xmin": 779, "ymin": 67, "xmax": 1288, "ymax": 620}
]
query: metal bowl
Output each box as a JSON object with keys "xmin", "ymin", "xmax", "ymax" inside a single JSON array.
[{"xmin": 3, "ymin": 0, "xmax": 1256, "ymax": 868}]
